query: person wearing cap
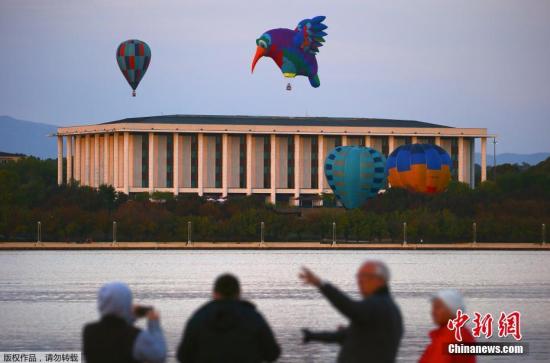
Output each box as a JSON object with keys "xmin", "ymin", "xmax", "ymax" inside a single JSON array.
[
  {"xmin": 299, "ymin": 261, "xmax": 403, "ymax": 363},
  {"xmin": 82, "ymin": 281, "xmax": 167, "ymax": 363},
  {"xmin": 419, "ymin": 289, "xmax": 476, "ymax": 363}
]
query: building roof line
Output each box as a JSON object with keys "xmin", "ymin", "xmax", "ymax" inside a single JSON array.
[
  {"xmin": 54, "ymin": 129, "xmax": 495, "ymax": 138},
  {"xmin": 97, "ymin": 114, "xmax": 451, "ymax": 129},
  {"xmin": 0, "ymin": 151, "xmax": 26, "ymax": 157}
]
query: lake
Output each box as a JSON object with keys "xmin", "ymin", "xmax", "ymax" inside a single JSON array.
[{"xmin": 0, "ymin": 250, "xmax": 549, "ymax": 362}]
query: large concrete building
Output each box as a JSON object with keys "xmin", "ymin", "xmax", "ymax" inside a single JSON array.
[
  {"xmin": 0, "ymin": 151, "xmax": 26, "ymax": 164},
  {"xmin": 56, "ymin": 115, "xmax": 492, "ymax": 205}
]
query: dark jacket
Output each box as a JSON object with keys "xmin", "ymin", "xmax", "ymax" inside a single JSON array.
[
  {"xmin": 308, "ymin": 284, "xmax": 403, "ymax": 363},
  {"xmin": 177, "ymin": 299, "xmax": 281, "ymax": 363},
  {"xmin": 82, "ymin": 282, "xmax": 167, "ymax": 363},
  {"xmin": 83, "ymin": 315, "xmax": 141, "ymax": 363}
]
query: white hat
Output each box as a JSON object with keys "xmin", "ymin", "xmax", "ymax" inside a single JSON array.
[{"xmin": 432, "ymin": 289, "xmax": 466, "ymax": 313}]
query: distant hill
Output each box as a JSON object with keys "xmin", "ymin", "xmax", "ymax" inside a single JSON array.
[
  {"xmin": 475, "ymin": 152, "xmax": 550, "ymax": 166},
  {"xmin": 0, "ymin": 116, "xmax": 58, "ymax": 159}
]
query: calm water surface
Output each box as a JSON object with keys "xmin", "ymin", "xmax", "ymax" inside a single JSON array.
[{"xmin": 0, "ymin": 250, "xmax": 549, "ymax": 362}]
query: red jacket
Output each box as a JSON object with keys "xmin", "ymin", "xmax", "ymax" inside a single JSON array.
[{"xmin": 419, "ymin": 325, "xmax": 476, "ymax": 363}]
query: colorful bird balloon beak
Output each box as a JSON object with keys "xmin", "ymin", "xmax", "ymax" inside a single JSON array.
[{"xmin": 251, "ymin": 46, "xmax": 265, "ymax": 73}]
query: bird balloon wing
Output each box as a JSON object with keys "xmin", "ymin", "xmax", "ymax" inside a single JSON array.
[{"xmin": 294, "ymin": 16, "xmax": 327, "ymax": 54}]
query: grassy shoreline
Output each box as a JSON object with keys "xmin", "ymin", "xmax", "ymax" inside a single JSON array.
[{"xmin": 0, "ymin": 241, "xmax": 548, "ymax": 251}]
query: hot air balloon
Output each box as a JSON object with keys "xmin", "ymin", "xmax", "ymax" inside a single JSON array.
[
  {"xmin": 116, "ymin": 39, "xmax": 151, "ymax": 96},
  {"xmin": 251, "ymin": 16, "xmax": 327, "ymax": 89},
  {"xmin": 324, "ymin": 146, "xmax": 386, "ymax": 209},
  {"xmin": 386, "ymin": 144, "xmax": 452, "ymax": 194}
]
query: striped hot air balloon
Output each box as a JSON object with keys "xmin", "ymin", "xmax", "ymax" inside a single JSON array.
[
  {"xmin": 324, "ymin": 146, "xmax": 386, "ymax": 209},
  {"xmin": 116, "ymin": 39, "xmax": 151, "ymax": 96},
  {"xmin": 386, "ymin": 144, "xmax": 452, "ymax": 194}
]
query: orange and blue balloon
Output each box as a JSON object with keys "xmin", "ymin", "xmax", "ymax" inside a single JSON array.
[
  {"xmin": 386, "ymin": 144, "xmax": 452, "ymax": 194},
  {"xmin": 324, "ymin": 146, "xmax": 386, "ymax": 209},
  {"xmin": 116, "ymin": 39, "xmax": 151, "ymax": 96}
]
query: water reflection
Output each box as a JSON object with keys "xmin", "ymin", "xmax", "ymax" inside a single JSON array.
[{"xmin": 0, "ymin": 250, "xmax": 549, "ymax": 362}]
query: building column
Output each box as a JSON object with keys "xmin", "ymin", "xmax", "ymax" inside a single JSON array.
[
  {"xmin": 341, "ymin": 135, "xmax": 348, "ymax": 146},
  {"xmin": 123, "ymin": 132, "xmax": 130, "ymax": 194},
  {"xmin": 94, "ymin": 134, "xmax": 100, "ymax": 187},
  {"xmin": 294, "ymin": 134, "xmax": 301, "ymax": 206},
  {"xmin": 173, "ymin": 133, "xmax": 179, "ymax": 195},
  {"xmin": 222, "ymin": 133, "xmax": 229, "ymax": 197},
  {"xmin": 458, "ymin": 136, "xmax": 465, "ymax": 183},
  {"xmin": 149, "ymin": 132, "xmax": 154, "ymax": 193},
  {"xmin": 365, "ymin": 135, "xmax": 372, "ymax": 147},
  {"xmin": 481, "ymin": 137, "xmax": 487, "ymax": 182},
  {"xmin": 470, "ymin": 139, "xmax": 475, "ymax": 188},
  {"xmin": 412, "ymin": 136, "xmax": 418, "ymax": 144},
  {"xmin": 113, "ymin": 133, "xmax": 119, "ymax": 189},
  {"xmin": 435, "ymin": 136, "xmax": 442, "ymax": 146},
  {"xmin": 74, "ymin": 136, "xmax": 81, "ymax": 183},
  {"xmin": 66, "ymin": 136, "xmax": 73, "ymax": 183},
  {"xmin": 270, "ymin": 134, "xmax": 277, "ymax": 204},
  {"xmin": 388, "ymin": 135, "xmax": 395, "ymax": 154},
  {"xmin": 197, "ymin": 133, "xmax": 204, "ymax": 196},
  {"xmin": 246, "ymin": 134, "xmax": 252, "ymax": 196},
  {"xmin": 57, "ymin": 136, "xmax": 63, "ymax": 185},
  {"xmin": 318, "ymin": 135, "xmax": 324, "ymax": 194},
  {"xmin": 103, "ymin": 133, "xmax": 109, "ymax": 185},
  {"xmin": 85, "ymin": 135, "xmax": 91, "ymax": 186}
]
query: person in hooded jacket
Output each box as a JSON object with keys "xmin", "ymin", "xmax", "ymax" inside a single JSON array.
[
  {"xmin": 176, "ymin": 273, "xmax": 281, "ymax": 363},
  {"xmin": 419, "ymin": 289, "xmax": 476, "ymax": 363},
  {"xmin": 83, "ymin": 281, "xmax": 167, "ymax": 363}
]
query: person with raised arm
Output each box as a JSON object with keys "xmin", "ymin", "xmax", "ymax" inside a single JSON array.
[{"xmin": 299, "ymin": 261, "xmax": 403, "ymax": 363}]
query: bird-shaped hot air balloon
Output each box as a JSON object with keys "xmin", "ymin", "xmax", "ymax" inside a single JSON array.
[
  {"xmin": 116, "ymin": 39, "xmax": 151, "ymax": 96},
  {"xmin": 386, "ymin": 144, "xmax": 452, "ymax": 194},
  {"xmin": 251, "ymin": 16, "xmax": 327, "ymax": 88},
  {"xmin": 324, "ymin": 146, "xmax": 387, "ymax": 209}
]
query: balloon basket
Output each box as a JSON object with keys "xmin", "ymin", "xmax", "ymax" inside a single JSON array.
[
  {"xmin": 132, "ymin": 90, "xmax": 136, "ymax": 97},
  {"xmin": 286, "ymin": 83, "xmax": 292, "ymax": 91}
]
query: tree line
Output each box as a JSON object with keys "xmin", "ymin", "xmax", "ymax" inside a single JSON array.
[{"xmin": 0, "ymin": 157, "xmax": 548, "ymax": 243}]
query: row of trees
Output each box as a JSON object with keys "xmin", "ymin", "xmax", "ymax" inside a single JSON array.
[{"xmin": 0, "ymin": 157, "xmax": 548, "ymax": 243}]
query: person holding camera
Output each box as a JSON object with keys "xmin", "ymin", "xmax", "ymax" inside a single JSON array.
[
  {"xmin": 299, "ymin": 261, "xmax": 403, "ymax": 363},
  {"xmin": 82, "ymin": 281, "xmax": 167, "ymax": 363}
]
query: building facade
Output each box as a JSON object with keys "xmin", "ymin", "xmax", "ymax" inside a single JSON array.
[
  {"xmin": 56, "ymin": 115, "xmax": 492, "ymax": 205},
  {"xmin": 0, "ymin": 151, "xmax": 25, "ymax": 164}
]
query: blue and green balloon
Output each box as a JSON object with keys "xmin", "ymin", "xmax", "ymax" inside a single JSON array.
[{"xmin": 324, "ymin": 146, "xmax": 387, "ymax": 209}]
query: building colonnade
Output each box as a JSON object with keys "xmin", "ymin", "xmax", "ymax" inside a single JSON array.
[{"xmin": 57, "ymin": 132, "xmax": 489, "ymax": 205}]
